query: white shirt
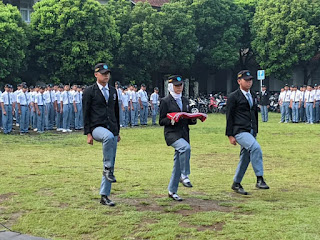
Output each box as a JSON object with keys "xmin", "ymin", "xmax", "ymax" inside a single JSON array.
[
  {"xmin": 283, "ymin": 90, "xmax": 291, "ymax": 102},
  {"xmin": 290, "ymin": 90, "xmax": 301, "ymax": 102},
  {"xmin": 130, "ymin": 91, "xmax": 138, "ymax": 102},
  {"xmin": 60, "ymin": 91, "xmax": 73, "ymax": 105},
  {"xmin": 55, "ymin": 91, "xmax": 61, "ymax": 103},
  {"xmin": 300, "ymin": 91, "xmax": 306, "ymax": 102},
  {"xmin": 122, "ymin": 92, "xmax": 129, "ymax": 107},
  {"xmin": 17, "ymin": 92, "xmax": 30, "ymax": 105},
  {"xmin": 279, "ymin": 91, "xmax": 285, "ymax": 102},
  {"xmin": 0, "ymin": 91, "xmax": 13, "ymax": 105},
  {"xmin": 116, "ymin": 88, "xmax": 122, "ymax": 102},
  {"xmin": 313, "ymin": 89, "xmax": 320, "ymax": 101},
  {"xmin": 12, "ymin": 89, "xmax": 22, "ymax": 103},
  {"xmin": 138, "ymin": 89, "xmax": 148, "ymax": 102},
  {"xmin": 73, "ymin": 91, "xmax": 82, "ymax": 104},
  {"xmin": 35, "ymin": 93, "xmax": 45, "ymax": 105},
  {"xmin": 150, "ymin": 92, "xmax": 159, "ymax": 104},
  {"xmin": 44, "ymin": 90, "xmax": 56, "ymax": 104},
  {"xmin": 305, "ymin": 90, "xmax": 314, "ymax": 103}
]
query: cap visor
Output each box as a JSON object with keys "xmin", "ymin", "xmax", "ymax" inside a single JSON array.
[
  {"xmin": 99, "ymin": 69, "xmax": 111, "ymax": 74},
  {"xmin": 173, "ymin": 82, "xmax": 183, "ymax": 86},
  {"xmin": 243, "ymin": 76, "xmax": 253, "ymax": 80}
]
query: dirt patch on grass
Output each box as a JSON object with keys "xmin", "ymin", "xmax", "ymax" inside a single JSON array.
[
  {"xmin": 0, "ymin": 193, "xmax": 17, "ymax": 204},
  {"xmin": 179, "ymin": 221, "xmax": 225, "ymax": 231},
  {"xmin": 118, "ymin": 197, "xmax": 234, "ymax": 216}
]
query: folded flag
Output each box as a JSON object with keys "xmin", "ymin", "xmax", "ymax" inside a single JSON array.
[{"xmin": 167, "ymin": 112, "xmax": 207, "ymax": 125}]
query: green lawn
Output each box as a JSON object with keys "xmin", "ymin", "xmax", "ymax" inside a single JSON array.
[{"xmin": 1, "ymin": 113, "xmax": 320, "ymax": 240}]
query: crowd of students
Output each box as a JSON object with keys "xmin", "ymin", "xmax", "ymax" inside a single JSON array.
[
  {"xmin": 278, "ymin": 83, "xmax": 320, "ymax": 124},
  {"xmin": 0, "ymin": 82, "xmax": 160, "ymax": 135}
]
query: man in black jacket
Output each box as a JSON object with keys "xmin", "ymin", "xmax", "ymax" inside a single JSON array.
[
  {"xmin": 226, "ymin": 70, "xmax": 269, "ymax": 195},
  {"xmin": 259, "ymin": 85, "xmax": 270, "ymax": 122},
  {"xmin": 82, "ymin": 63, "xmax": 120, "ymax": 206}
]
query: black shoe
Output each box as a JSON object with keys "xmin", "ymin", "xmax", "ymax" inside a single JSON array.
[
  {"xmin": 256, "ymin": 177, "xmax": 270, "ymax": 189},
  {"xmin": 168, "ymin": 193, "xmax": 182, "ymax": 201},
  {"xmin": 100, "ymin": 195, "xmax": 115, "ymax": 206},
  {"xmin": 103, "ymin": 167, "xmax": 117, "ymax": 183},
  {"xmin": 231, "ymin": 182, "xmax": 248, "ymax": 195},
  {"xmin": 180, "ymin": 177, "xmax": 193, "ymax": 188}
]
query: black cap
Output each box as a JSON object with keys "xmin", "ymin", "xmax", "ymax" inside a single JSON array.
[
  {"xmin": 39, "ymin": 86, "xmax": 45, "ymax": 90},
  {"xmin": 284, "ymin": 84, "xmax": 289, "ymax": 87},
  {"xmin": 168, "ymin": 75, "xmax": 183, "ymax": 85},
  {"xmin": 94, "ymin": 63, "xmax": 111, "ymax": 74},
  {"xmin": 5, "ymin": 84, "xmax": 10, "ymax": 88},
  {"xmin": 262, "ymin": 85, "xmax": 266, "ymax": 88},
  {"xmin": 133, "ymin": 85, "xmax": 137, "ymax": 88},
  {"xmin": 36, "ymin": 85, "xmax": 41, "ymax": 88},
  {"xmin": 22, "ymin": 84, "xmax": 28, "ymax": 89},
  {"xmin": 29, "ymin": 85, "xmax": 34, "ymax": 89},
  {"xmin": 123, "ymin": 85, "xmax": 128, "ymax": 90},
  {"xmin": 141, "ymin": 83, "xmax": 146, "ymax": 87},
  {"xmin": 154, "ymin": 87, "xmax": 159, "ymax": 91},
  {"xmin": 115, "ymin": 81, "xmax": 120, "ymax": 85},
  {"xmin": 303, "ymin": 85, "xmax": 307, "ymax": 88},
  {"xmin": 314, "ymin": 84, "xmax": 318, "ymax": 87},
  {"xmin": 237, "ymin": 70, "xmax": 253, "ymax": 80}
]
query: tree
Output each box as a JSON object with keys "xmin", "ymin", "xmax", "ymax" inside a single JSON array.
[
  {"xmin": 191, "ymin": 0, "xmax": 244, "ymax": 71},
  {"xmin": 29, "ymin": 0, "xmax": 119, "ymax": 84},
  {"xmin": 0, "ymin": 2, "xmax": 28, "ymax": 81},
  {"xmin": 252, "ymin": 0, "xmax": 320, "ymax": 82},
  {"xmin": 117, "ymin": 2, "xmax": 164, "ymax": 84},
  {"xmin": 159, "ymin": 1, "xmax": 197, "ymax": 73},
  {"xmin": 234, "ymin": 0, "xmax": 260, "ymax": 69}
]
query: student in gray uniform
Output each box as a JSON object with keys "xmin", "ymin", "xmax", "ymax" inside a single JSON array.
[
  {"xmin": 73, "ymin": 85, "xmax": 83, "ymax": 130},
  {"xmin": 60, "ymin": 84, "xmax": 73, "ymax": 133},
  {"xmin": 115, "ymin": 81, "xmax": 123, "ymax": 127},
  {"xmin": 130, "ymin": 85, "xmax": 139, "ymax": 126},
  {"xmin": 121, "ymin": 86, "xmax": 129, "ymax": 127},
  {"xmin": 150, "ymin": 87, "xmax": 159, "ymax": 125},
  {"xmin": 55, "ymin": 85, "xmax": 64, "ymax": 131},
  {"xmin": 35, "ymin": 86, "xmax": 46, "ymax": 133},
  {"xmin": 0, "ymin": 89, "xmax": 2, "ymax": 130},
  {"xmin": 44, "ymin": 84, "xmax": 56, "ymax": 130},
  {"xmin": 13, "ymin": 84, "xmax": 22, "ymax": 127},
  {"xmin": 17, "ymin": 84, "xmax": 30, "ymax": 134},
  {"xmin": 138, "ymin": 83, "xmax": 149, "ymax": 125},
  {"xmin": 0, "ymin": 84, "xmax": 14, "ymax": 134}
]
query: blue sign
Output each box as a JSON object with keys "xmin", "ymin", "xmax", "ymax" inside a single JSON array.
[{"xmin": 257, "ymin": 70, "xmax": 265, "ymax": 80}]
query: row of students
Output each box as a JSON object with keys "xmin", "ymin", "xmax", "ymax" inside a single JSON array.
[
  {"xmin": 115, "ymin": 83, "xmax": 160, "ymax": 127},
  {"xmin": 278, "ymin": 84, "xmax": 320, "ymax": 124},
  {"xmin": 0, "ymin": 83, "xmax": 83, "ymax": 134}
]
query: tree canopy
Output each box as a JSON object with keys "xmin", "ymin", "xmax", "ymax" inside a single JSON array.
[
  {"xmin": 29, "ymin": 0, "xmax": 119, "ymax": 84},
  {"xmin": 252, "ymin": 0, "xmax": 320, "ymax": 80},
  {"xmin": 0, "ymin": 2, "xmax": 28, "ymax": 80}
]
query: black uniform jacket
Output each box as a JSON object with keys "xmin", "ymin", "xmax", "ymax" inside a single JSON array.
[
  {"xmin": 82, "ymin": 82, "xmax": 120, "ymax": 136},
  {"xmin": 159, "ymin": 94, "xmax": 196, "ymax": 146},
  {"xmin": 260, "ymin": 91, "xmax": 270, "ymax": 106},
  {"xmin": 225, "ymin": 89, "xmax": 258, "ymax": 137}
]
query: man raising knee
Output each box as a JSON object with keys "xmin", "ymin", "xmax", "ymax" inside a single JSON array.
[
  {"xmin": 83, "ymin": 63, "xmax": 121, "ymax": 206},
  {"xmin": 226, "ymin": 70, "xmax": 269, "ymax": 195}
]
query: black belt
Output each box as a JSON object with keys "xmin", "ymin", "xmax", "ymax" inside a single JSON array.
[
  {"xmin": 20, "ymin": 105, "xmax": 27, "ymax": 106},
  {"xmin": 293, "ymin": 101, "xmax": 299, "ymax": 103}
]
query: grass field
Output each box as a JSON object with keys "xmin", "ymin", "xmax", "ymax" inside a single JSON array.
[{"xmin": 1, "ymin": 113, "xmax": 320, "ymax": 240}]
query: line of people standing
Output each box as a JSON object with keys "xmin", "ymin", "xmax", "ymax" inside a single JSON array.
[
  {"xmin": 0, "ymin": 82, "xmax": 160, "ymax": 135},
  {"xmin": 115, "ymin": 83, "xmax": 160, "ymax": 128},
  {"xmin": 0, "ymin": 83, "xmax": 84, "ymax": 134},
  {"xmin": 278, "ymin": 84, "xmax": 320, "ymax": 124}
]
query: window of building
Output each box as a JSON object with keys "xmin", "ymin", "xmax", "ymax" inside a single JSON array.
[{"xmin": 20, "ymin": 0, "xmax": 33, "ymax": 23}]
